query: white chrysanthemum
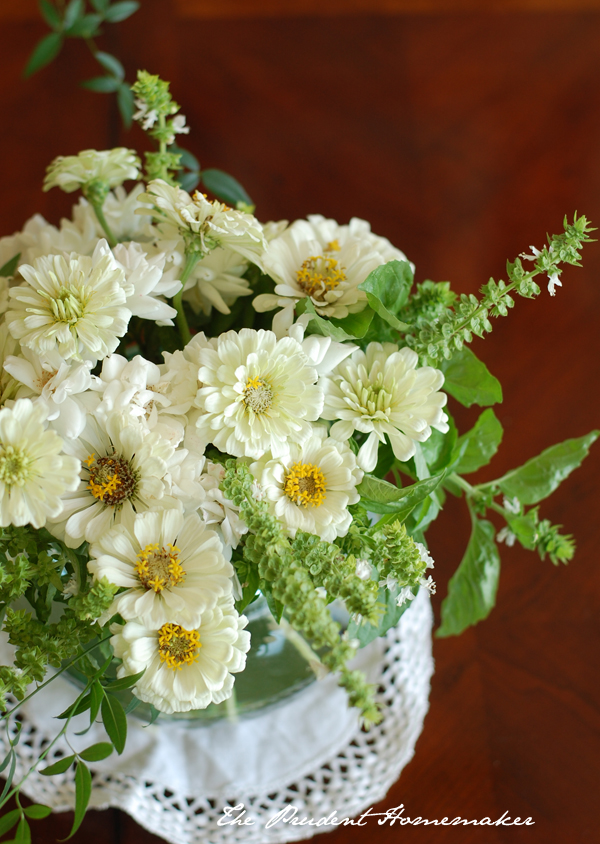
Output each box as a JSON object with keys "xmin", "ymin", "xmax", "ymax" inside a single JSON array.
[
  {"xmin": 250, "ymin": 430, "xmax": 363, "ymax": 542},
  {"xmin": 138, "ymin": 180, "xmax": 266, "ymax": 264},
  {"xmin": 194, "ymin": 328, "xmax": 323, "ymax": 459},
  {"xmin": 89, "ymin": 508, "xmax": 234, "ymax": 629},
  {"xmin": 254, "ymin": 215, "xmax": 411, "ymax": 335},
  {"xmin": 43, "ymin": 148, "xmax": 141, "ymax": 194},
  {"xmin": 48, "ymin": 411, "xmax": 176, "ymax": 548},
  {"xmin": 112, "ymin": 242, "xmax": 180, "ymax": 325},
  {"xmin": 110, "ymin": 594, "xmax": 250, "ymax": 713},
  {"xmin": 322, "ymin": 343, "xmax": 448, "ymax": 472},
  {"xmin": 6, "ymin": 240, "xmax": 132, "ymax": 362},
  {"xmin": 4, "ymin": 348, "xmax": 95, "ymax": 438},
  {"xmin": 182, "ymin": 246, "xmax": 251, "ymax": 315},
  {"xmin": 0, "ymin": 399, "xmax": 80, "ymax": 528}
]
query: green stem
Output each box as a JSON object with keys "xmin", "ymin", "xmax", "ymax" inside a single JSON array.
[
  {"xmin": 172, "ymin": 252, "xmax": 201, "ymax": 347},
  {"xmin": 447, "ymin": 473, "xmax": 476, "ymax": 496},
  {"xmin": 91, "ymin": 202, "xmax": 117, "ymax": 249}
]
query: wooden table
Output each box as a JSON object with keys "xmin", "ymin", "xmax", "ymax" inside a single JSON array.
[{"xmin": 0, "ymin": 2, "xmax": 599, "ymax": 841}]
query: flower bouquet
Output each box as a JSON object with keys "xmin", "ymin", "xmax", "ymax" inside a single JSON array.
[{"xmin": 0, "ymin": 71, "xmax": 596, "ymax": 837}]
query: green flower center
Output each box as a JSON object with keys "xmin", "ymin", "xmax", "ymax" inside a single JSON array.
[{"xmin": 0, "ymin": 446, "xmax": 32, "ymax": 487}]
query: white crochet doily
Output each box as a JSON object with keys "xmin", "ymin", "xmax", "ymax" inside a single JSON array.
[{"xmin": 0, "ymin": 589, "xmax": 433, "ymax": 844}]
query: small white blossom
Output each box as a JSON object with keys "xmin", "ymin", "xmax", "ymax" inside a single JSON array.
[
  {"xmin": 497, "ymin": 526, "xmax": 517, "ymax": 547},
  {"xmin": 415, "ymin": 541, "xmax": 435, "ymax": 569},
  {"xmin": 396, "ymin": 585, "xmax": 417, "ymax": 607},
  {"xmin": 502, "ymin": 496, "xmax": 521, "ymax": 515},
  {"xmin": 355, "ymin": 558, "xmax": 372, "ymax": 581}
]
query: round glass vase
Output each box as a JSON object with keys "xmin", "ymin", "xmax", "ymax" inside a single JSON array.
[{"xmin": 67, "ymin": 596, "xmax": 319, "ymax": 725}]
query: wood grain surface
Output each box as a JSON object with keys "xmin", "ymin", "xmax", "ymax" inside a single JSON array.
[{"xmin": 1, "ymin": 1, "xmax": 599, "ymax": 842}]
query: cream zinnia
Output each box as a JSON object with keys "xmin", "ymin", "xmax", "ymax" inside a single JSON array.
[
  {"xmin": 110, "ymin": 594, "xmax": 250, "ymax": 714},
  {"xmin": 322, "ymin": 343, "xmax": 449, "ymax": 472},
  {"xmin": 193, "ymin": 328, "xmax": 323, "ymax": 459},
  {"xmin": 89, "ymin": 508, "xmax": 234, "ymax": 629},
  {"xmin": 0, "ymin": 399, "xmax": 80, "ymax": 528}
]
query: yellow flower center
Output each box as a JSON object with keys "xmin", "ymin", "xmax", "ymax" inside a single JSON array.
[
  {"xmin": 158, "ymin": 623, "xmax": 201, "ymax": 670},
  {"xmin": 284, "ymin": 462, "xmax": 327, "ymax": 508},
  {"xmin": 85, "ymin": 452, "xmax": 138, "ymax": 506},
  {"xmin": 296, "ymin": 255, "xmax": 347, "ymax": 300},
  {"xmin": 325, "ymin": 239, "xmax": 340, "ymax": 252},
  {"xmin": 243, "ymin": 376, "xmax": 274, "ymax": 414},
  {"xmin": 135, "ymin": 543, "xmax": 184, "ymax": 593}
]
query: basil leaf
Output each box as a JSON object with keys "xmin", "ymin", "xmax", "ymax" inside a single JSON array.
[
  {"xmin": 497, "ymin": 430, "xmax": 599, "ymax": 505},
  {"xmin": 454, "ymin": 408, "xmax": 503, "ymax": 475},
  {"xmin": 440, "ymin": 346, "xmax": 502, "ymax": 407},
  {"xmin": 201, "ymin": 168, "xmax": 252, "ymax": 206},
  {"xmin": 298, "ymin": 298, "xmax": 373, "ymax": 341},
  {"xmin": 358, "ymin": 260, "xmax": 411, "ymax": 331},
  {"xmin": 437, "ymin": 517, "xmax": 500, "ymax": 637},
  {"xmin": 347, "ymin": 584, "xmax": 417, "ymax": 648},
  {"xmin": 359, "ymin": 472, "xmax": 445, "ymax": 516}
]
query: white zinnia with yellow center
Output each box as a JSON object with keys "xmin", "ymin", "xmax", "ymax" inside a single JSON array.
[
  {"xmin": 0, "ymin": 399, "xmax": 80, "ymax": 528},
  {"xmin": 322, "ymin": 343, "xmax": 449, "ymax": 472},
  {"xmin": 110, "ymin": 594, "xmax": 250, "ymax": 713},
  {"xmin": 43, "ymin": 148, "xmax": 141, "ymax": 194},
  {"xmin": 6, "ymin": 241, "xmax": 132, "ymax": 362},
  {"xmin": 193, "ymin": 328, "xmax": 324, "ymax": 459},
  {"xmin": 251, "ymin": 430, "xmax": 363, "ymax": 541},
  {"xmin": 254, "ymin": 216, "xmax": 411, "ymax": 335},
  {"xmin": 138, "ymin": 179, "xmax": 266, "ymax": 264},
  {"xmin": 88, "ymin": 508, "xmax": 234, "ymax": 629}
]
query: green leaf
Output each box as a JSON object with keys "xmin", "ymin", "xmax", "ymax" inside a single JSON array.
[
  {"xmin": 101, "ymin": 693, "xmax": 127, "ymax": 754},
  {"xmin": 0, "ymin": 253, "xmax": 20, "ymax": 278},
  {"xmin": 347, "ymin": 584, "xmax": 417, "ymax": 647},
  {"xmin": 57, "ymin": 692, "xmax": 91, "ymax": 720},
  {"xmin": 80, "ymin": 76, "xmax": 120, "ymax": 93},
  {"xmin": 23, "ymin": 805, "xmax": 52, "ymax": 820},
  {"xmin": 358, "ymin": 260, "xmax": 412, "ymax": 331},
  {"xmin": 437, "ymin": 517, "xmax": 500, "ymax": 637},
  {"xmin": 103, "ymin": 670, "xmax": 145, "ymax": 692},
  {"xmin": 95, "ymin": 51, "xmax": 124, "ymax": 80},
  {"xmin": 0, "ymin": 809, "xmax": 21, "ymax": 837},
  {"xmin": 68, "ymin": 762, "xmax": 92, "ymax": 839},
  {"xmin": 79, "ymin": 742, "xmax": 113, "ymax": 762},
  {"xmin": 496, "ymin": 431, "xmax": 599, "ymax": 505},
  {"xmin": 201, "ymin": 168, "xmax": 252, "ymax": 206},
  {"xmin": 359, "ymin": 472, "xmax": 445, "ymax": 517},
  {"xmin": 146, "ymin": 705, "xmax": 161, "ymax": 726},
  {"xmin": 24, "ymin": 32, "xmax": 63, "ymax": 77},
  {"xmin": 0, "ymin": 749, "xmax": 13, "ymax": 775},
  {"xmin": 179, "ymin": 171, "xmax": 201, "ymax": 193},
  {"xmin": 40, "ymin": 754, "xmax": 75, "ymax": 776},
  {"xmin": 14, "ymin": 816, "xmax": 30, "ymax": 843},
  {"xmin": 454, "ymin": 409, "xmax": 503, "ymax": 475},
  {"xmin": 0, "ymin": 752, "xmax": 16, "ymax": 800},
  {"xmin": 261, "ymin": 582, "xmax": 284, "ymax": 623},
  {"xmin": 421, "ymin": 415, "xmax": 459, "ymax": 474},
  {"xmin": 104, "ymin": 1, "xmax": 140, "ymax": 22},
  {"xmin": 440, "ymin": 346, "xmax": 502, "ymax": 407},
  {"xmin": 170, "ymin": 144, "xmax": 200, "ymax": 172},
  {"xmin": 117, "ymin": 83, "xmax": 134, "ymax": 128},
  {"xmin": 235, "ymin": 565, "xmax": 261, "ymax": 614},
  {"xmin": 297, "ymin": 298, "xmax": 373, "ymax": 341},
  {"xmin": 38, "ymin": 0, "xmax": 61, "ymax": 29},
  {"xmin": 90, "ymin": 0, "xmax": 109, "ymax": 12},
  {"xmin": 63, "ymin": 0, "xmax": 83, "ymax": 30},
  {"xmin": 89, "ymin": 680, "xmax": 104, "ymax": 726},
  {"xmin": 506, "ymin": 513, "xmax": 538, "ymax": 550},
  {"xmin": 66, "ymin": 13, "xmax": 101, "ymax": 36}
]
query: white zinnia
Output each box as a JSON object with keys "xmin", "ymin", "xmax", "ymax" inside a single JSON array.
[
  {"xmin": 194, "ymin": 328, "xmax": 323, "ymax": 459},
  {"xmin": 138, "ymin": 180, "xmax": 266, "ymax": 264},
  {"xmin": 6, "ymin": 240, "xmax": 132, "ymax": 362},
  {"xmin": 250, "ymin": 430, "xmax": 363, "ymax": 542},
  {"xmin": 254, "ymin": 215, "xmax": 411, "ymax": 335},
  {"xmin": 0, "ymin": 399, "xmax": 80, "ymax": 528},
  {"xmin": 89, "ymin": 508, "xmax": 234, "ymax": 629},
  {"xmin": 182, "ymin": 246, "xmax": 252, "ymax": 315},
  {"xmin": 4, "ymin": 348, "xmax": 95, "ymax": 438},
  {"xmin": 322, "ymin": 343, "xmax": 449, "ymax": 472},
  {"xmin": 110, "ymin": 594, "xmax": 250, "ymax": 713},
  {"xmin": 48, "ymin": 411, "xmax": 175, "ymax": 548},
  {"xmin": 43, "ymin": 148, "xmax": 141, "ymax": 193},
  {"xmin": 112, "ymin": 242, "xmax": 180, "ymax": 325}
]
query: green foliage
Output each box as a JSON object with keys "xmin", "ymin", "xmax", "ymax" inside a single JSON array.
[
  {"xmin": 404, "ymin": 214, "xmax": 595, "ymax": 362},
  {"xmin": 399, "ymin": 279, "xmax": 457, "ymax": 330},
  {"xmin": 0, "ymin": 254, "xmax": 21, "ymax": 278},
  {"xmin": 454, "ymin": 409, "xmax": 503, "ymax": 475},
  {"xmin": 201, "ymin": 169, "xmax": 253, "ymax": 208},
  {"xmin": 437, "ymin": 516, "xmax": 500, "ymax": 637},
  {"xmin": 297, "ymin": 299, "xmax": 374, "ymax": 341},
  {"xmin": 439, "ymin": 346, "xmax": 502, "ymax": 407},
  {"xmin": 357, "ymin": 260, "xmax": 411, "ymax": 331},
  {"xmin": 357, "ymin": 472, "xmax": 445, "ymax": 517},
  {"xmin": 494, "ymin": 431, "xmax": 599, "ymax": 505}
]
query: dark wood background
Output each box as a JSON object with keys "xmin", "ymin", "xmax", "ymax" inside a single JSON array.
[{"xmin": 1, "ymin": 1, "xmax": 599, "ymax": 841}]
